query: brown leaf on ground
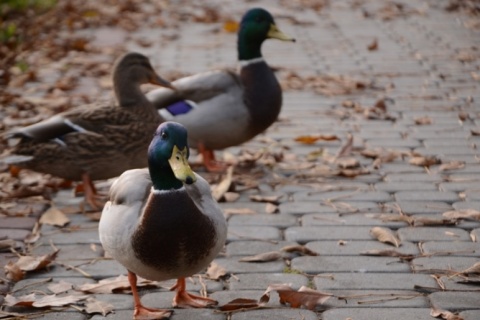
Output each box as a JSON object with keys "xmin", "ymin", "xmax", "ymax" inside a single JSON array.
[
  {"xmin": 336, "ymin": 167, "xmax": 370, "ymax": 178},
  {"xmin": 212, "ymin": 166, "xmax": 234, "ymax": 201},
  {"xmin": 442, "ymin": 209, "xmax": 480, "ymax": 221},
  {"xmin": 4, "ymin": 261, "xmax": 25, "ymax": 282},
  {"xmin": 294, "ymin": 134, "xmax": 339, "ymax": 144},
  {"xmin": 437, "ymin": 161, "xmax": 465, "ymax": 172},
  {"xmin": 370, "ymin": 227, "xmax": 401, "ymax": 247},
  {"xmin": 82, "ymin": 297, "xmax": 114, "ymax": 316},
  {"xmin": 78, "ymin": 275, "xmax": 157, "ymax": 294},
  {"xmin": 336, "ymin": 157, "xmax": 360, "ymax": 169},
  {"xmin": 15, "ymin": 249, "xmax": 59, "ymax": 273},
  {"xmin": 375, "ymin": 213, "xmax": 414, "ymax": 225},
  {"xmin": 471, "ymin": 128, "xmax": 480, "ymax": 136},
  {"xmin": 206, "ymin": 262, "xmax": 228, "ymax": 280},
  {"xmin": 281, "ymin": 244, "xmax": 319, "ymax": 256},
  {"xmin": 336, "ymin": 134, "xmax": 353, "ymax": 158},
  {"xmin": 367, "ymin": 38, "xmax": 378, "ymax": 51},
  {"xmin": 360, "ymin": 249, "xmax": 415, "ymax": 261},
  {"xmin": 414, "ymin": 116, "xmax": 433, "ymax": 125},
  {"xmin": 39, "ymin": 207, "xmax": 70, "ymax": 227},
  {"xmin": 459, "ymin": 262, "xmax": 480, "ymax": 275},
  {"xmin": 218, "ymin": 298, "xmax": 262, "ymax": 311},
  {"xmin": 409, "ymin": 155, "xmax": 441, "ymax": 167},
  {"xmin": 239, "ymin": 251, "xmax": 283, "ymax": 263},
  {"xmin": 249, "ymin": 195, "xmax": 283, "ymax": 204},
  {"xmin": 431, "ymin": 306, "xmax": 464, "ymax": 320},
  {"xmin": 262, "ymin": 284, "xmax": 332, "ymax": 310},
  {"xmin": 48, "ymin": 280, "xmax": 73, "ymax": 294},
  {"xmin": 265, "ymin": 203, "xmax": 279, "ymax": 214},
  {"xmin": 0, "ymin": 238, "xmax": 17, "ymax": 251},
  {"xmin": 4, "ymin": 293, "xmax": 88, "ymax": 308},
  {"xmin": 223, "ymin": 207, "xmax": 257, "ymax": 219}
]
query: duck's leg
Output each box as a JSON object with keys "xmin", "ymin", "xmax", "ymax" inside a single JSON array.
[
  {"xmin": 128, "ymin": 271, "xmax": 173, "ymax": 319},
  {"xmin": 78, "ymin": 173, "xmax": 103, "ymax": 210},
  {"xmin": 198, "ymin": 143, "xmax": 227, "ymax": 173},
  {"xmin": 171, "ymin": 277, "xmax": 218, "ymax": 308}
]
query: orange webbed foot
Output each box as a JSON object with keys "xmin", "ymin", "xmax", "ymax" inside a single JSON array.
[
  {"xmin": 133, "ymin": 305, "xmax": 173, "ymax": 320},
  {"xmin": 171, "ymin": 278, "xmax": 218, "ymax": 309}
]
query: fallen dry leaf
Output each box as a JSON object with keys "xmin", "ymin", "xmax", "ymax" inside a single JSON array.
[
  {"xmin": 206, "ymin": 262, "xmax": 228, "ymax": 280},
  {"xmin": 78, "ymin": 274, "xmax": 157, "ymax": 294},
  {"xmin": 262, "ymin": 284, "xmax": 332, "ymax": 310},
  {"xmin": 414, "ymin": 116, "xmax": 433, "ymax": 125},
  {"xmin": 14, "ymin": 249, "xmax": 59, "ymax": 273},
  {"xmin": 294, "ymin": 134, "xmax": 339, "ymax": 144},
  {"xmin": 430, "ymin": 306, "xmax": 464, "ymax": 320},
  {"xmin": 218, "ymin": 298, "xmax": 262, "ymax": 311},
  {"xmin": 4, "ymin": 293, "xmax": 88, "ymax": 308},
  {"xmin": 336, "ymin": 133, "xmax": 353, "ymax": 158},
  {"xmin": 437, "ymin": 161, "xmax": 465, "ymax": 172},
  {"xmin": 336, "ymin": 157, "xmax": 360, "ymax": 169},
  {"xmin": 442, "ymin": 209, "xmax": 480, "ymax": 221},
  {"xmin": 370, "ymin": 227, "xmax": 401, "ymax": 247},
  {"xmin": 212, "ymin": 166, "xmax": 234, "ymax": 201},
  {"xmin": 223, "ymin": 19, "xmax": 239, "ymax": 33},
  {"xmin": 0, "ymin": 238, "xmax": 17, "ymax": 251},
  {"xmin": 281, "ymin": 245, "xmax": 319, "ymax": 256},
  {"xmin": 360, "ymin": 249, "xmax": 414, "ymax": 261},
  {"xmin": 265, "ymin": 203, "xmax": 279, "ymax": 214},
  {"xmin": 249, "ymin": 195, "xmax": 283, "ymax": 204},
  {"xmin": 459, "ymin": 262, "xmax": 480, "ymax": 275},
  {"xmin": 367, "ymin": 38, "xmax": 378, "ymax": 51},
  {"xmin": 48, "ymin": 280, "xmax": 73, "ymax": 294},
  {"xmin": 471, "ymin": 128, "xmax": 480, "ymax": 136},
  {"xmin": 4, "ymin": 261, "xmax": 25, "ymax": 282},
  {"xmin": 409, "ymin": 155, "xmax": 441, "ymax": 167},
  {"xmin": 239, "ymin": 251, "xmax": 283, "ymax": 263},
  {"xmin": 224, "ymin": 207, "xmax": 256, "ymax": 219},
  {"xmin": 82, "ymin": 297, "xmax": 114, "ymax": 316},
  {"xmin": 39, "ymin": 207, "xmax": 70, "ymax": 227}
]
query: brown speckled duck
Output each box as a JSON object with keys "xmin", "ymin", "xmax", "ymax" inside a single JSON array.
[
  {"xmin": 147, "ymin": 8, "xmax": 295, "ymax": 171},
  {"xmin": 1, "ymin": 52, "xmax": 174, "ymax": 209},
  {"xmin": 99, "ymin": 121, "xmax": 227, "ymax": 319}
]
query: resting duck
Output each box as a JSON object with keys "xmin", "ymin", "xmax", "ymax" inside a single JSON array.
[
  {"xmin": 147, "ymin": 8, "xmax": 295, "ymax": 171},
  {"xmin": 99, "ymin": 121, "xmax": 227, "ymax": 319},
  {"xmin": 1, "ymin": 52, "xmax": 174, "ymax": 209}
]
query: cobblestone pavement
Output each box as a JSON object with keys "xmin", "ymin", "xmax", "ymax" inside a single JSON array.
[{"xmin": 1, "ymin": 0, "xmax": 480, "ymax": 319}]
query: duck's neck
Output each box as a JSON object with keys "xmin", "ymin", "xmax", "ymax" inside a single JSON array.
[
  {"xmin": 113, "ymin": 76, "xmax": 148, "ymax": 107},
  {"xmin": 149, "ymin": 163, "xmax": 183, "ymax": 191},
  {"xmin": 237, "ymin": 33, "xmax": 263, "ymax": 61}
]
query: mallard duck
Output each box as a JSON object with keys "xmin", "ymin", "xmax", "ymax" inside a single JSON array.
[
  {"xmin": 99, "ymin": 121, "xmax": 227, "ymax": 319},
  {"xmin": 1, "ymin": 52, "xmax": 174, "ymax": 209},
  {"xmin": 147, "ymin": 8, "xmax": 295, "ymax": 171}
]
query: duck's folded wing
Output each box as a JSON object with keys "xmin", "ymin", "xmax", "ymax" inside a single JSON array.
[
  {"xmin": 146, "ymin": 69, "xmax": 240, "ymax": 109},
  {"xmin": 6, "ymin": 115, "xmax": 81, "ymax": 142},
  {"xmin": 109, "ymin": 168, "xmax": 152, "ymax": 207}
]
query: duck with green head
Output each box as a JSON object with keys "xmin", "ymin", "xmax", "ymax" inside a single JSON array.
[
  {"xmin": 1, "ymin": 52, "xmax": 174, "ymax": 209},
  {"xmin": 99, "ymin": 121, "xmax": 227, "ymax": 319},
  {"xmin": 147, "ymin": 7, "xmax": 295, "ymax": 171}
]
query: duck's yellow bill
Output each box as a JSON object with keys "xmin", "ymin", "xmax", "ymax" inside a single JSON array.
[
  {"xmin": 268, "ymin": 24, "xmax": 295, "ymax": 42},
  {"xmin": 168, "ymin": 145, "xmax": 197, "ymax": 184}
]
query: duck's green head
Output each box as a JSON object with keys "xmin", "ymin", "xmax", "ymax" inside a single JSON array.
[
  {"xmin": 238, "ymin": 8, "xmax": 295, "ymax": 61},
  {"xmin": 148, "ymin": 122, "xmax": 196, "ymax": 190}
]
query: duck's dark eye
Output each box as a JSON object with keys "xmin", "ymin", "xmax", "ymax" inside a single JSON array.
[{"xmin": 161, "ymin": 131, "xmax": 168, "ymax": 139}]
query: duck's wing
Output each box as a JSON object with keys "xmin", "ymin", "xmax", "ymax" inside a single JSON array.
[
  {"xmin": 108, "ymin": 168, "xmax": 152, "ymax": 207},
  {"xmin": 146, "ymin": 69, "xmax": 241, "ymax": 109}
]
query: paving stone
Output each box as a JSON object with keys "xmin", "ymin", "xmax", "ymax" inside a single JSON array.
[
  {"xmin": 460, "ymin": 310, "xmax": 480, "ymax": 320},
  {"xmin": 440, "ymin": 181, "xmax": 480, "ymax": 192},
  {"xmin": 472, "ymin": 228, "xmax": 480, "ymax": 241},
  {"xmin": 40, "ymin": 230, "xmax": 100, "ymax": 245},
  {"xmin": 429, "ymin": 291, "xmax": 480, "ymax": 310},
  {"xmin": 465, "ymin": 189, "xmax": 480, "ymax": 201},
  {"xmin": 384, "ymin": 173, "xmax": 443, "ymax": 182},
  {"xmin": 394, "ymin": 191, "xmax": 459, "ymax": 202},
  {"xmin": 231, "ymin": 309, "xmax": 318, "ymax": 320},
  {"xmin": 28, "ymin": 259, "xmax": 126, "ymax": 279},
  {"xmin": 365, "ymin": 138, "xmax": 422, "ymax": 148},
  {"xmin": 209, "ymin": 290, "xmax": 267, "ymax": 306},
  {"xmin": 227, "ymin": 226, "xmax": 282, "ymax": 242},
  {"xmin": 31, "ymin": 244, "xmax": 103, "ymax": 260},
  {"xmin": 279, "ymin": 201, "xmax": 380, "ymax": 215},
  {"xmin": 291, "ymin": 256, "xmax": 411, "ymax": 274},
  {"xmin": 306, "ymin": 240, "xmax": 419, "ymax": 256},
  {"xmin": 376, "ymin": 163, "xmax": 426, "ymax": 173},
  {"xmin": 315, "ymin": 273, "xmax": 436, "ymax": 291},
  {"xmin": 0, "ymin": 229, "xmax": 30, "ymax": 241},
  {"xmin": 225, "ymin": 241, "xmax": 297, "ymax": 257},
  {"xmin": 322, "ymin": 308, "xmax": 435, "ymax": 320},
  {"xmin": 91, "ymin": 293, "xmax": 133, "ymax": 310},
  {"xmin": 411, "ymin": 257, "xmax": 480, "ymax": 273},
  {"xmin": 286, "ymin": 226, "xmax": 399, "ymax": 243},
  {"xmin": 229, "ymin": 273, "xmax": 309, "ymax": 290},
  {"xmin": 398, "ymin": 227, "xmax": 471, "ymax": 242},
  {"xmin": 391, "ymin": 201, "xmax": 452, "ymax": 215},
  {"xmin": 0, "ymin": 217, "xmax": 37, "ymax": 230},
  {"xmin": 19, "ymin": 312, "xmax": 87, "ymax": 320},
  {"xmin": 301, "ymin": 213, "xmax": 408, "ymax": 228},
  {"xmin": 421, "ymin": 241, "xmax": 480, "ymax": 257},
  {"xmin": 374, "ymin": 181, "xmax": 438, "ymax": 192},
  {"xmin": 294, "ymin": 191, "xmax": 392, "ymax": 202},
  {"xmin": 214, "ymin": 258, "xmax": 285, "ymax": 274},
  {"xmin": 228, "ymin": 214, "xmax": 298, "ymax": 228},
  {"xmin": 12, "ymin": 277, "xmax": 96, "ymax": 296},
  {"xmin": 326, "ymin": 289, "xmax": 428, "ymax": 308},
  {"xmin": 453, "ymin": 201, "xmax": 480, "ymax": 211}
]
